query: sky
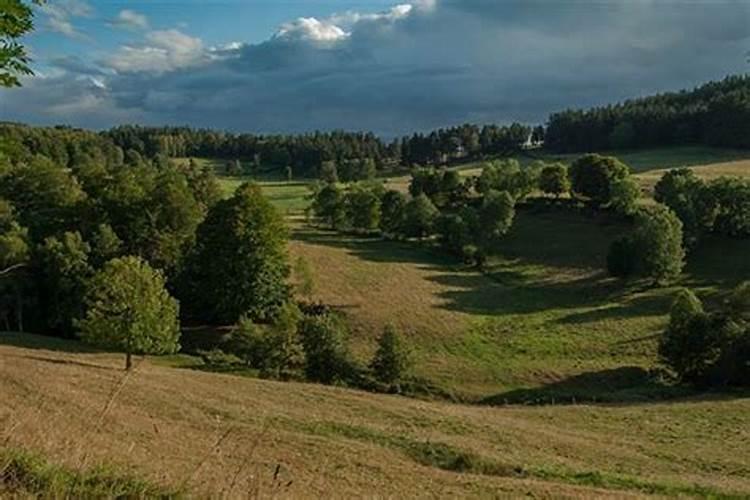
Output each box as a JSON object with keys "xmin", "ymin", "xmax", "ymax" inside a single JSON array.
[{"xmin": 1, "ymin": 0, "xmax": 748, "ymax": 136}]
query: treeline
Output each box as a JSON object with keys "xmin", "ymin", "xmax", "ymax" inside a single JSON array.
[{"xmin": 546, "ymin": 75, "xmax": 750, "ymax": 152}]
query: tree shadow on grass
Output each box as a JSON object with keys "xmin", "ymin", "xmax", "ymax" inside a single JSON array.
[
  {"xmin": 0, "ymin": 332, "xmax": 98, "ymax": 353},
  {"xmin": 3, "ymin": 353, "xmax": 119, "ymax": 371},
  {"xmin": 480, "ymin": 366, "xmax": 750, "ymax": 406}
]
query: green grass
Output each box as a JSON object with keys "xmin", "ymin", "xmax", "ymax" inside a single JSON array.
[
  {"xmin": 0, "ymin": 448, "xmax": 178, "ymax": 498},
  {"xmin": 291, "ymin": 207, "xmax": 750, "ymax": 400},
  {"xmin": 186, "ymin": 148, "xmax": 750, "ymax": 399}
]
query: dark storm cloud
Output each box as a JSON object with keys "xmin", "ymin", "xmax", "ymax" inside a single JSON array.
[{"xmin": 3, "ymin": 0, "xmax": 748, "ymax": 135}]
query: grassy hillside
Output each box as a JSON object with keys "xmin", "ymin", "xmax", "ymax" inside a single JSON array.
[
  {"xmin": 2, "ymin": 333, "xmax": 749, "ymax": 498},
  {"xmin": 174, "ymin": 147, "xmax": 750, "ymax": 399},
  {"xmin": 291, "ymin": 210, "xmax": 750, "ymax": 400}
]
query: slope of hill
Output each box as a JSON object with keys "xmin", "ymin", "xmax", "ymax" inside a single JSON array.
[{"xmin": 2, "ymin": 333, "xmax": 749, "ymax": 498}]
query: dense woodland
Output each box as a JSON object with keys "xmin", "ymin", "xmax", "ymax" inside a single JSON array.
[{"xmin": 546, "ymin": 75, "xmax": 750, "ymax": 152}]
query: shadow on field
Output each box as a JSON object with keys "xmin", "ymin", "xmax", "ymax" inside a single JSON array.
[
  {"xmin": 0, "ymin": 332, "xmax": 97, "ymax": 353},
  {"xmin": 480, "ymin": 366, "xmax": 750, "ymax": 406},
  {"xmin": 293, "ymin": 226, "xmax": 453, "ymax": 267}
]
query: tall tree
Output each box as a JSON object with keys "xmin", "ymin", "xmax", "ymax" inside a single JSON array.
[{"xmin": 183, "ymin": 182, "xmax": 290, "ymax": 323}]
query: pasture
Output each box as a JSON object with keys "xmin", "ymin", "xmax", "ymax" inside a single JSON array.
[{"xmin": 2, "ymin": 334, "xmax": 748, "ymax": 498}]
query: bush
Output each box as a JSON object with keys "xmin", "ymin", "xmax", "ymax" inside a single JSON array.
[
  {"xmin": 370, "ymin": 324, "xmax": 413, "ymax": 386},
  {"xmin": 402, "ymin": 193, "xmax": 439, "ymax": 238},
  {"xmin": 608, "ymin": 176, "xmax": 640, "ymax": 216},
  {"xmin": 225, "ymin": 304, "xmax": 304, "ymax": 379},
  {"xmin": 479, "ymin": 190, "xmax": 515, "ymax": 246},
  {"xmin": 569, "ymin": 154, "xmax": 630, "ymax": 208},
  {"xmin": 633, "ymin": 205, "xmax": 685, "ymax": 284},
  {"xmin": 659, "ymin": 285, "xmax": 750, "ymax": 386},
  {"xmin": 538, "ymin": 163, "xmax": 570, "ymax": 198},
  {"xmin": 654, "ymin": 168, "xmax": 715, "ymax": 245},
  {"xmin": 299, "ymin": 313, "xmax": 353, "ymax": 384},
  {"xmin": 380, "ymin": 189, "xmax": 407, "ymax": 235}
]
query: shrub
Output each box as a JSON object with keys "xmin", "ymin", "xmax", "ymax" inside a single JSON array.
[
  {"xmin": 226, "ymin": 304, "xmax": 304, "ymax": 379},
  {"xmin": 299, "ymin": 314, "xmax": 353, "ymax": 384},
  {"xmin": 654, "ymin": 168, "xmax": 715, "ymax": 245},
  {"xmin": 538, "ymin": 163, "xmax": 570, "ymax": 198},
  {"xmin": 632, "ymin": 205, "xmax": 685, "ymax": 284},
  {"xmin": 569, "ymin": 154, "xmax": 630, "ymax": 208},
  {"xmin": 370, "ymin": 324, "xmax": 413, "ymax": 386},
  {"xmin": 312, "ymin": 183, "xmax": 346, "ymax": 229},
  {"xmin": 402, "ymin": 193, "xmax": 439, "ymax": 238},
  {"xmin": 608, "ymin": 176, "xmax": 641, "ymax": 216},
  {"xmin": 380, "ymin": 189, "xmax": 408, "ymax": 236},
  {"xmin": 479, "ymin": 190, "xmax": 515, "ymax": 246},
  {"xmin": 659, "ymin": 285, "xmax": 750, "ymax": 386},
  {"xmin": 78, "ymin": 256, "xmax": 180, "ymax": 370}
]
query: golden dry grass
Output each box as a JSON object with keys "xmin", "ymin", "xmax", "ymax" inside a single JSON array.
[
  {"xmin": 636, "ymin": 159, "xmax": 750, "ymax": 193},
  {"xmin": 2, "ymin": 335, "xmax": 749, "ymax": 498}
]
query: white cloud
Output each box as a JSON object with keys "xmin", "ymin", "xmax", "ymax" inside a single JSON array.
[
  {"xmin": 274, "ymin": 18, "xmax": 350, "ymax": 43},
  {"xmin": 109, "ymin": 9, "xmax": 149, "ymax": 31},
  {"xmin": 10, "ymin": 0, "xmax": 750, "ymax": 134},
  {"xmin": 40, "ymin": 0, "xmax": 93, "ymax": 39},
  {"xmin": 108, "ymin": 29, "xmax": 206, "ymax": 73}
]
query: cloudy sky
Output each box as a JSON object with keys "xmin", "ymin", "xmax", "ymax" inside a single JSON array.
[{"xmin": 1, "ymin": 0, "xmax": 748, "ymax": 136}]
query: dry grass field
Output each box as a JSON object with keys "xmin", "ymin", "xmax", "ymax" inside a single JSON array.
[{"xmin": 2, "ymin": 333, "xmax": 749, "ymax": 498}]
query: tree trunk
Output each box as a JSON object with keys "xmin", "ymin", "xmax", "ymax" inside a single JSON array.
[{"xmin": 125, "ymin": 351, "xmax": 132, "ymax": 371}]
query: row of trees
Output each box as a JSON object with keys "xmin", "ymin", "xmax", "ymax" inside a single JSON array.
[
  {"xmin": 222, "ymin": 309, "xmax": 413, "ymax": 390},
  {"xmin": 655, "ymin": 168, "xmax": 750, "ymax": 245},
  {"xmin": 546, "ymin": 75, "xmax": 750, "ymax": 152}
]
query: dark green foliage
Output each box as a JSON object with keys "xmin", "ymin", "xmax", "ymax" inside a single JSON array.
[
  {"xmin": 609, "ymin": 176, "xmax": 641, "ymax": 216},
  {"xmin": 78, "ymin": 256, "xmax": 180, "ymax": 370},
  {"xmin": 0, "ymin": 155, "xmax": 86, "ymax": 239},
  {"xmin": 606, "ymin": 236, "xmax": 638, "ymax": 278},
  {"xmin": 546, "ymin": 75, "xmax": 750, "ymax": 152},
  {"xmin": 38, "ymin": 231, "xmax": 93, "ymax": 335},
  {"xmin": 344, "ymin": 184, "xmax": 382, "ymax": 232},
  {"xmin": 88, "ymin": 223, "xmax": 122, "ymax": 267},
  {"xmin": 370, "ymin": 324, "xmax": 413, "ymax": 385},
  {"xmin": 182, "ymin": 183, "xmax": 290, "ymax": 323},
  {"xmin": 654, "ymin": 168, "xmax": 715, "ymax": 245},
  {"xmin": 312, "ymin": 183, "xmax": 346, "ymax": 229},
  {"xmin": 402, "ymin": 193, "xmax": 439, "ymax": 238},
  {"xmin": 299, "ymin": 313, "xmax": 352, "ymax": 384},
  {"xmin": 632, "ymin": 205, "xmax": 685, "ymax": 284},
  {"xmin": 659, "ymin": 284, "xmax": 750, "ymax": 386},
  {"xmin": 708, "ymin": 177, "xmax": 750, "ymax": 237},
  {"xmin": 379, "ymin": 189, "xmax": 407, "ymax": 235},
  {"xmin": 0, "ymin": 199, "xmax": 29, "ymax": 331},
  {"xmin": 538, "ymin": 163, "xmax": 570, "ymax": 198},
  {"xmin": 479, "ymin": 190, "xmax": 515, "ymax": 246},
  {"xmin": 569, "ymin": 154, "xmax": 630, "ymax": 208},
  {"xmin": 226, "ymin": 304, "xmax": 304, "ymax": 379},
  {"xmin": 476, "ymin": 159, "xmax": 538, "ymax": 201},
  {"xmin": 436, "ymin": 212, "xmax": 472, "ymax": 256}
]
